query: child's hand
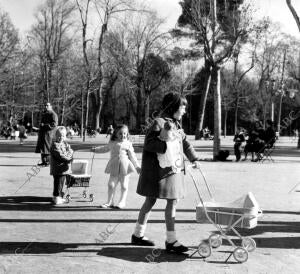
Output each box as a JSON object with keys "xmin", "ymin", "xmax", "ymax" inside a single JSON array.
[
  {"xmin": 192, "ymin": 161, "xmax": 201, "ymax": 169},
  {"xmin": 136, "ymin": 167, "xmax": 141, "ymax": 174}
]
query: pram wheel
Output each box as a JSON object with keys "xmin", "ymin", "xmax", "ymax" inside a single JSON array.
[
  {"xmin": 66, "ymin": 194, "xmax": 70, "ymax": 203},
  {"xmin": 197, "ymin": 242, "xmax": 211, "ymax": 258},
  {"xmin": 242, "ymin": 237, "xmax": 256, "ymax": 252},
  {"xmin": 89, "ymin": 194, "xmax": 94, "ymax": 202},
  {"xmin": 83, "ymin": 190, "xmax": 87, "ymax": 198},
  {"xmin": 209, "ymin": 234, "xmax": 222, "ymax": 248},
  {"xmin": 233, "ymin": 247, "xmax": 248, "ymax": 263}
]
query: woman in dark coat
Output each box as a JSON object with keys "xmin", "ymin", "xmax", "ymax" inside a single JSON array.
[
  {"xmin": 35, "ymin": 102, "xmax": 58, "ymax": 166},
  {"xmin": 131, "ymin": 93, "xmax": 200, "ymax": 254},
  {"xmin": 244, "ymin": 121, "xmax": 265, "ymax": 161},
  {"xmin": 264, "ymin": 120, "xmax": 276, "ymax": 148}
]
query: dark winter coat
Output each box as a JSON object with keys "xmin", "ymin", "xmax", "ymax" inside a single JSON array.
[
  {"xmin": 50, "ymin": 141, "xmax": 73, "ymax": 176},
  {"xmin": 264, "ymin": 127, "xmax": 276, "ymax": 147},
  {"xmin": 136, "ymin": 117, "xmax": 199, "ymax": 199},
  {"xmin": 35, "ymin": 110, "xmax": 58, "ymax": 154}
]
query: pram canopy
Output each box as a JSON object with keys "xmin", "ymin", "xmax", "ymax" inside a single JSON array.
[{"xmin": 196, "ymin": 192, "xmax": 262, "ymax": 229}]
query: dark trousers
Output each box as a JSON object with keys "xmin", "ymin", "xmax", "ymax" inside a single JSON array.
[
  {"xmin": 53, "ymin": 175, "xmax": 66, "ymax": 197},
  {"xmin": 234, "ymin": 143, "xmax": 242, "ymax": 161},
  {"xmin": 41, "ymin": 154, "xmax": 50, "ymax": 164}
]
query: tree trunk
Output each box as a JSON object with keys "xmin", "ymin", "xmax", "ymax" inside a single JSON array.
[
  {"xmin": 94, "ymin": 21, "xmax": 108, "ymax": 130},
  {"xmin": 213, "ymin": 67, "xmax": 221, "ymax": 160},
  {"xmin": 61, "ymin": 99, "xmax": 65, "ymax": 125},
  {"xmin": 82, "ymin": 89, "xmax": 90, "ymax": 142},
  {"xmin": 95, "ymin": 85, "xmax": 103, "ymax": 130},
  {"xmin": 263, "ymin": 103, "xmax": 267, "ymax": 128},
  {"xmin": 286, "ymin": 0, "xmax": 300, "ymax": 32},
  {"xmin": 81, "ymin": 88, "xmax": 84, "ymax": 138},
  {"xmin": 233, "ymin": 54, "xmax": 239, "ymax": 133},
  {"xmin": 224, "ymin": 108, "xmax": 228, "ymax": 138},
  {"xmin": 277, "ymin": 48, "xmax": 287, "ymax": 135},
  {"xmin": 112, "ymin": 86, "xmax": 116, "ymax": 125},
  {"xmin": 144, "ymin": 94, "xmax": 150, "ymax": 124},
  {"xmin": 277, "ymin": 93, "xmax": 284, "ymax": 133},
  {"xmin": 195, "ymin": 66, "xmax": 212, "ymax": 139},
  {"xmin": 136, "ymin": 81, "xmax": 143, "ymax": 129},
  {"xmin": 234, "ymin": 96, "xmax": 239, "ymax": 133}
]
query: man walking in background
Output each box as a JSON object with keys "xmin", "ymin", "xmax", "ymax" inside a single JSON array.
[{"xmin": 35, "ymin": 102, "xmax": 58, "ymax": 166}]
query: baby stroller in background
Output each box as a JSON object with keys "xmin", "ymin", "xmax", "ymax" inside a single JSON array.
[
  {"xmin": 188, "ymin": 166, "xmax": 263, "ymax": 263},
  {"xmin": 65, "ymin": 150, "xmax": 96, "ymax": 203}
]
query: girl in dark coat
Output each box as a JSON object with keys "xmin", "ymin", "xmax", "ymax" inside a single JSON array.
[{"xmin": 131, "ymin": 93, "xmax": 201, "ymax": 254}]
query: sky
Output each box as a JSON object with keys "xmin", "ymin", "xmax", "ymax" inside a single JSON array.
[{"xmin": 0, "ymin": 0, "xmax": 300, "ymax": 38}]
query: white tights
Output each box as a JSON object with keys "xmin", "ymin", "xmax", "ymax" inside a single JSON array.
[{"xmin": 106, "ymin": 174, "xmax": 130, "ymax": 207}]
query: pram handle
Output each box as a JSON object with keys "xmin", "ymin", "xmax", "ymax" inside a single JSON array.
[{"xmin": 186, "ymin": 163, "xmax": 214, "ymax": 201}]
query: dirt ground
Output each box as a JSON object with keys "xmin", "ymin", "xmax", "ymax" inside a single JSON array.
[{"xmin": 0, "ymin": 135, "xmax": 299, "ymax": 274}]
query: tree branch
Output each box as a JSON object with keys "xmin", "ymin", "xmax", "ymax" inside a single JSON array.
[{"xmin": 286, "ymin": 0, "xmax": 300, "ymax": 32}]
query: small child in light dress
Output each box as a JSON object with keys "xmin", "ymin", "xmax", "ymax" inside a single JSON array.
[{"xmin": 93, "ymin": 124, "xmax": 141, "ymax": 209}]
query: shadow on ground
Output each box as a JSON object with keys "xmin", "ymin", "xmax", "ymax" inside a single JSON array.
[
  {"xmin": 97, "ymin": 246, "xmax": 188, "ymax": 262},
  {"xmin": 0, "ymin": 242, "xmax": 188, "ymax": 262},
  {"xmin": 208, "ymin": 219, "xmax": 300, "ymax": 249},
  {"xmin": 218, "ymin": 236, "xmax": 300, "ymax": 249},
  {"xmin": 236, "ymin": 220, "xmax": 300, "ymax": 235},
  {"xmin": 190, "ymin": 234, "xmax": 300, "ymax": 249},
  {"xmin": 0, "ymin": 196, "xmax": 194, "ymax": 212}
]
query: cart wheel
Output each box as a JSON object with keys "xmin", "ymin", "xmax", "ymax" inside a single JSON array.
[
  {"xmin": 66, "ymin": 195, "xmax": 70, "ymax": 203},
  {"xmin": 89, "ymin": 194, "xmax": 94, "ymax": 202},
  {"xmin": 83, "ymin": 191, "xmax": 87, "ymax": 198},
  {"xmin": 209, "ymin": 234, "xmax": 222, "ymax": 248},
  {"xmin": 197, "ymin": 242, "xmax": 211, "ymax": 258},
  {"xmin": 233, "ymin": 247, "xmax": 248, "ymax": 263},
  {"xmin": 242, "ymin": 237, "xmax": 256, "ymax": 252}
]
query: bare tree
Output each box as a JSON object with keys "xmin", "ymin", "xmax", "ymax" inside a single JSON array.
[
  {"xmin": 121, "ymin": 11, "xmax": 170, "ymax": 128},
  {"xmin": 76, "ymin": 0, "xmax": 138, "ymax": 134},
  {"xmin": 75, "ymin": 0, "xmax": 93, "ymax": 140},
  {"xmin": 182, "ymin": 0, "xmax": 254, "ymax": 159},
  {"xmin": 0, "ymin": 10, "xmax": 19, "ymax": 69},
  {"xmin": 31, "ymin": 0, "xmax": 75, "ymax": 102}
]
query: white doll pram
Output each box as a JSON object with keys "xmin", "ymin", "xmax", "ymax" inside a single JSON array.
[
  {"xmin": 65, "ymin": 151, "xmax": 95, "ymax": 203},
  {"xmin": 188, "ymin": 166, "xmax": 263, "ymax": 263}
]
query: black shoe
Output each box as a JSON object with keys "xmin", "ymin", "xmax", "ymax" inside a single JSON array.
[
  {"xmin": 165, "ymin": 241, "xmax": 189, "ymax": 254},
  {"xmin": 37, "ymin": 162, "xmax": 49, "ymax": 167},
  {"xmin": 131, "ymin": 235, "xmax": 155, "ymax": 246}
]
